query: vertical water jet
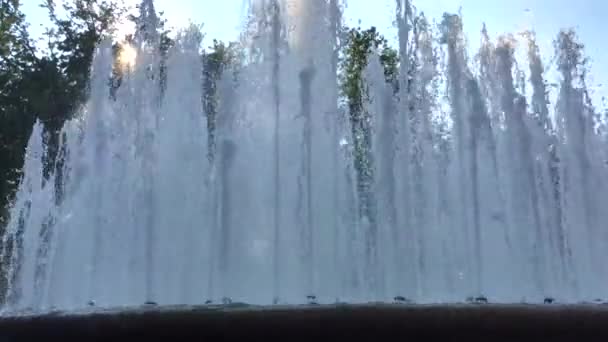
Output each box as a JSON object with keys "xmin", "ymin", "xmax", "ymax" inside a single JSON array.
[{"xmin": 270, "ymin": 0, "xmax": 282, "ymax": 302}]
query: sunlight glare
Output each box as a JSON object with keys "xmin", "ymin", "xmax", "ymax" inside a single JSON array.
[{"xmin": 117, "ymin": 42, "xmax": 137, "ymax": 69}]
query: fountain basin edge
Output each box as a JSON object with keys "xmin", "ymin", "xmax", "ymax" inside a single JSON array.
[{"xmin": 0, "ymin": 303, "xmax": 607, "ymax": 341}]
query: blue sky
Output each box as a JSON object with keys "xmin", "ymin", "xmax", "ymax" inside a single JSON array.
[{"xmin": 22, "ymin": 0, "xmax": 607, "ymax": 104}]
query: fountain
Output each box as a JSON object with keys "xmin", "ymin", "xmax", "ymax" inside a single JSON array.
[{"xmin": 1, "ymin": 0, "xmax": 607, "ymax": 315}]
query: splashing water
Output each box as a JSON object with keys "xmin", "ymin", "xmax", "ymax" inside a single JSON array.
[{"xmin": 1, "ymin": 0, "xmax": 607, "ymax": 313}]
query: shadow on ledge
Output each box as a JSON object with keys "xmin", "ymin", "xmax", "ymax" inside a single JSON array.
[{"xmin": 1, "ymin": 303, "xmax": 608, "ymax": 341}]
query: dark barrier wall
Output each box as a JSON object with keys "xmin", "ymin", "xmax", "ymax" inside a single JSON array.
[{"xmin": 1, "ymin": 304, "xmax": 607, "ymax": 341}]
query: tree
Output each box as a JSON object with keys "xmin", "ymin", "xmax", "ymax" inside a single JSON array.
[
  {"xmin": 0, "ymin": 0, "xmax": 38, "ymax": 303},
  {"xmin": 203, "ymin": 39, "xmax": 239, "ymax": 163},
  {"xmin": 0, "ymin": 0, "xmax": 125, "ymax": 304},
  {"xmin": 201, "ymin": 37, "xmax": 240, "ymax": 300},
  {"xmin": 0, "ymin": 0, "xmax": 37, "ymax": 229},
  {"xmin": 0, "ymin": 0, "xmax": 34, "ymax": 71},
  {"xmin": 128, "ymin": 0, "xmax": 173, "ymax": 98},
  {"xmin": 339, "ymin": 26, "xmax": 396, "ymax": 293},
  {"xmin": 37, "ymin": 0, "xmax": 124, "ymax": 179}
]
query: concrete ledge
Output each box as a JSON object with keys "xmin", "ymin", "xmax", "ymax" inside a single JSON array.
[{"xmin": 1, "ymin": 303, "xmax": 607, "ymax": 341}]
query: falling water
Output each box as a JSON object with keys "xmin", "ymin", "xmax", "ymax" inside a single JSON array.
[{"xmin": 2, "ymin": 0, "xmax": 608, "ymax": 313}]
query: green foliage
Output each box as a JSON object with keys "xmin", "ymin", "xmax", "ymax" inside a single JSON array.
[
  {"xmin": 36, "ymin": 0, "xmax": 125, "ymax": 178},
  {"xmin": 204, "ymin": 39, "xmax": 239, "ymax": 78},
  {"xmin": 42, "ymin": 0, "xmax": 124, "ymax": 103},
  {"xmin": 127, "ymin": 0, "xmax": 174, "ymax": 99},
  {"xmin": 341, "ymin": 27, "xmax": 379, "ymax": 119},
  {"xmin": 339, "ymin": 25, "xmax": 397, "ymax": 240},
  {"xmin": 129, "ymin": 0, "xmax": 161, "ymax": 46},
  {"xmin": 380, "ymin": 44, "xmax": 399, "ymax": 85},
  {"xmin": 0, "ymin": 0, "xmax": 37, "ymax": 230},
  {"xmin": 340, "ymin": 26, "xmax": 398, "ymax": 117},
  {"xmin": 0, "ymin": 0, "xmax": 36, "ymax": 305},
  {"xmin": 0, "ymin": 0, "xmax": 35, "ymax": 71},
  {"xmin": 203, "ymin": 39, "xmax": 240, "ymax": 163},
  {"xmin": 554, "ymin": 28, "xmax": 588, "ymax": 86},
  {"xmin": 0, "ymin": 0, "xmax": 125, "ymax": 303}
]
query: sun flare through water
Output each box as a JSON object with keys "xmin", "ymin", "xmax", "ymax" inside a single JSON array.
[{"xmin": 117, "ymin": 42, "xmax": 138, "ymax": 69}]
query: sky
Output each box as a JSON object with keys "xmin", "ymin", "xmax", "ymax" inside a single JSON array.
[{"xmin": 21, "ymin": 0, "xmax": 608, "ymax": 104}]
